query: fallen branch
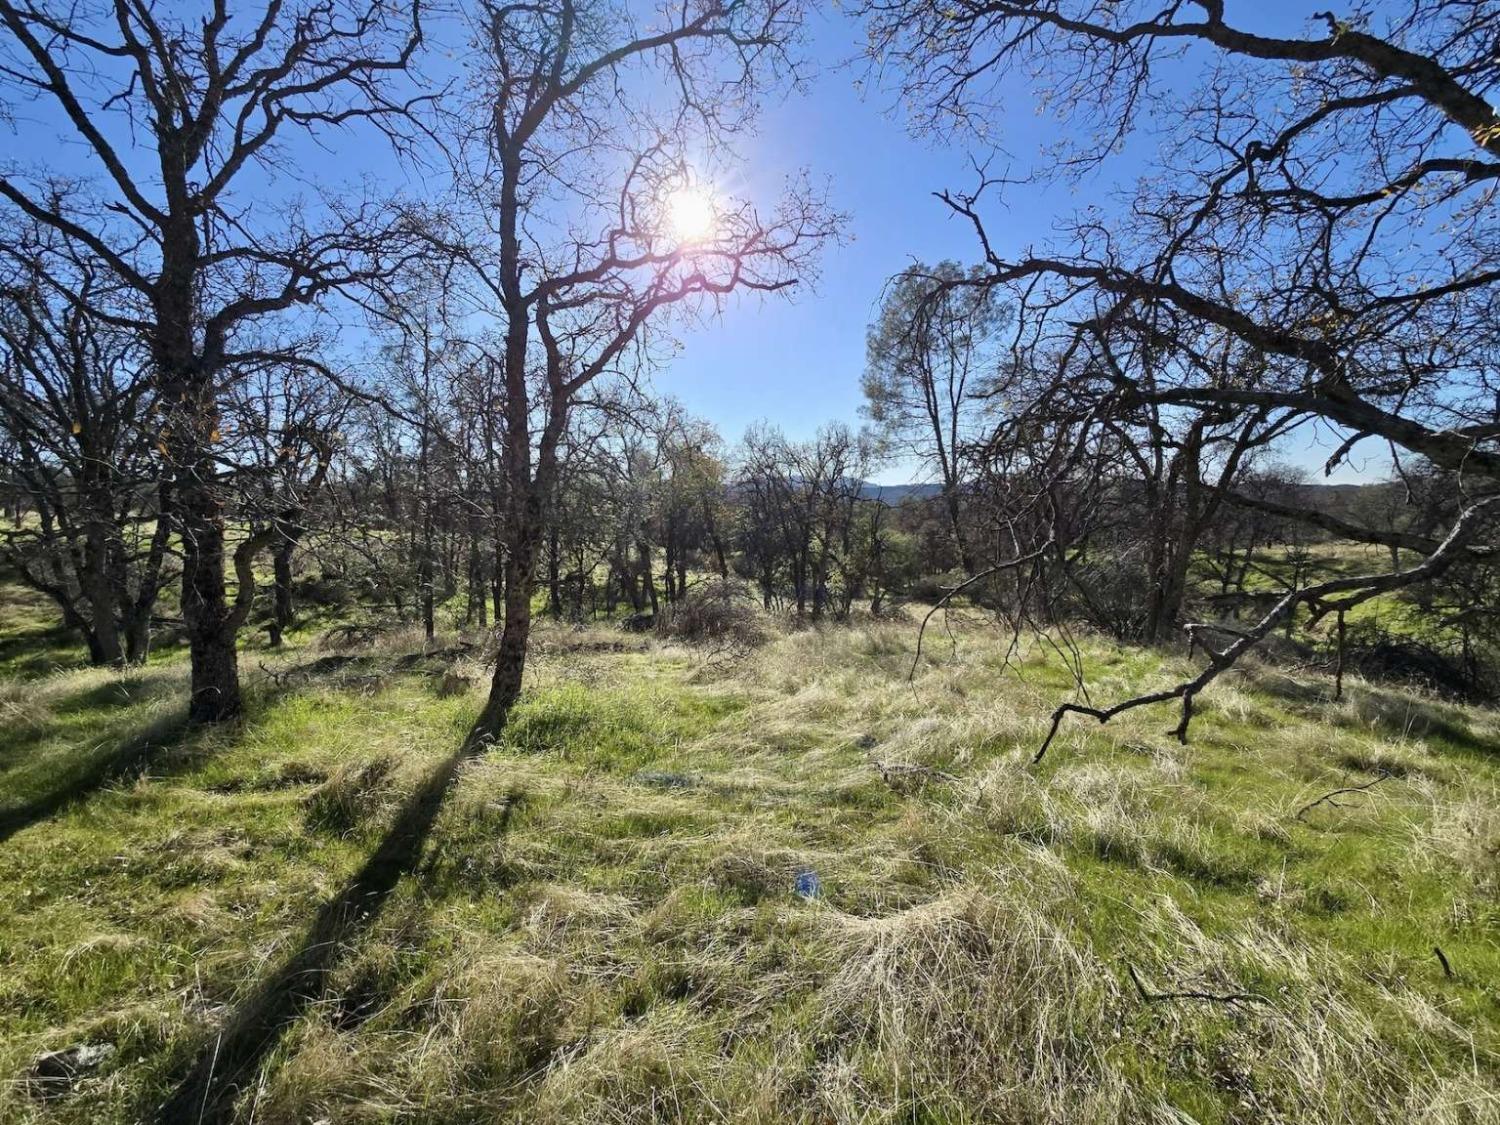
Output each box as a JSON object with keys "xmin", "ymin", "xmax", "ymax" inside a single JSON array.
[
  {"xmin": 1434, "ymin": 945, "xmax": 1455, "ymax": 979},
  {"xmin": 1293, "ymin": 770, "xmax": 1393, "ymax": 820},
  {"xmin": 1127, "ymin": 963, "xmax": 1269, "ymax": 1007},
  {"xmin": 871, "ymin": 761, "xmax": 960, "ymax": 789},
  {"xmin": 1034, "ymin": 497, "xmax": 1498, "ymax": 762}
]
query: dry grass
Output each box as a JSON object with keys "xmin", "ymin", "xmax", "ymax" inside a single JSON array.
[{"xmin": 1, "ymin": 614, "xmax": 1498, "ymax": 1123}]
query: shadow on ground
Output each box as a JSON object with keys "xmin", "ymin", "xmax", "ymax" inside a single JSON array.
[
  {"xmin": 1248, "ymin": 669, "xmax": 1497, "ymax": 758},
  {"xmin": 0, "ymin": 618, "xmax": 87, "ymax": 680},
  {"xmin": 153, "ymin": 743, "xmax": 508, "ymax": 1124},
  {"xmin": 0, "ymin": 654, "xmax": 370, "ymax": 847},
  {"xmin": 0, "ymin": 709, "xmax": 194, "ymax": 845}
]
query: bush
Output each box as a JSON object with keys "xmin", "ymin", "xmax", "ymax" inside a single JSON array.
[{"xmin": 656, "ymin": 578, "xmax": 767, "ymax": 647}]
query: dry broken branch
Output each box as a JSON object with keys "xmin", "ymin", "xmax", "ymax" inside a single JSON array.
[
  {"xmin": 1126, "ymin": 963, "xmax": 1270, "ymax": 1007},
  {"xmin": 1034, "ymin": 497, "xmax": 1499, "ymax": 762},
  {"xmin": 1294, "ymin": 771, "xmax": 1394, "ymax": 821}
]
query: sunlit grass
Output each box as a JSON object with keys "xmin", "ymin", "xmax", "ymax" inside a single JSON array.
[{"xmin": 1, "ymin": 605, "xmax": 1497, "ymax": 1122}]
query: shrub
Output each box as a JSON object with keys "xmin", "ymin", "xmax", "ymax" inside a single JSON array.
[{"xmin": 656, "ymin": 578, "xmax": 767, "ymax": 647}]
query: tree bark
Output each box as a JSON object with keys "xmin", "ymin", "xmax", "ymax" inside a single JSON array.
[
  {"xmin": 179, "ymin": 479, "xmax": 243, "ymax": 723},
  {"xmin": 82, "ymin": 516, "xmax": 124, "ymax": 666},
  {"xmin": 945, "ymin": 485, "xmax": 974, "ymax": 577},
  {"xmin": 268, "ymin": 537, "xmax": 295, "ymax": 648}
]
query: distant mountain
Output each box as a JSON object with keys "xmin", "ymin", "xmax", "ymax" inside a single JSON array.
[
  {"xmin": 850, "ymin": 480, "xmax": 1391, "ymax": 506},
  {"xmin": 858, "ymin": 482, "xmax": 945, "ymax": 502}
]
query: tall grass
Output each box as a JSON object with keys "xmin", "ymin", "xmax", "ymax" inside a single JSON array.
[{"xmin": 0, "ymin": 614, "xmax": 1497, "ymax": 1122}]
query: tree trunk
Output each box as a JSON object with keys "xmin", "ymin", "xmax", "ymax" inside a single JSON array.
[
  {"xmin": 663, "ymin": 540, "xmax": 678, "ymax": 603},
  {"xmin": 945, "ymin": 486, "xmax": 974, "ymax": 576},
  {"xmin": 82, "ymin": 526, "xmax": 125, "ymax": 666},
  {"xmin": 418, "ymin": 533, "xmax": 435, "ymax": 644},
  {"xmin": 468, "ymin": 488, "xmax": 544, "ymax": 747},
  {"xmin": 124, "ymin": 613, "xmax": 151, "ymax": 665},
  {"xmin": 157, "ymin": 214, "xmax": 243, "ymax": 722},
  {"xmin": 1151, "ymin": 545, "xmax": 1193, "ymax": 645},
  {"xmin": 471, "ymin": 577, "xmax": 531, "ymax": 744},
  {"xmin": 268, "ymin": 537, "xmax": 295, "ymax": 648},
  {"xmin": 639, "ymin": 541, "xmax": 659, "ymax": 615},
  {"xmin": 180, "ymin": 486, "xmax": 242, "ymax": 723},
  {"xmin": 547, "ymin": 528, "xmax": 562, "ymax": 618}
]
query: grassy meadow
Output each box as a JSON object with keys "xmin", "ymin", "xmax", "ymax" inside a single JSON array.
[{"xmin": 0, "ymin": 577, "xmax": 1497, "ymax": 1123}]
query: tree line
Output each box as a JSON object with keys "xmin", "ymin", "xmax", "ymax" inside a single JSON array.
[{"xmin": 2, "ymin": 0, "xmax": 1497, "ymax": 753}]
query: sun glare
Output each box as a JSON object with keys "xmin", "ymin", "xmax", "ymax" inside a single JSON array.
[{"xmin": 667, "ymin": 185, "xmax": 716, "ymax": 244}]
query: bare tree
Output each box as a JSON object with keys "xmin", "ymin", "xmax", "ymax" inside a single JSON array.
[
  {"xmin": 433, "ymin": 0, "xmax": 840, "ymax": 746},
  {"xmin": 0, "ymin": 0, "xmax": 422, "ymax": 720},
  {"xmin": 864, "ymin": 260, "xmax": 1003, "ymax": 575},
  {"xmin": 858, "ymin": 0, "xmax": 1500, "ymax": 746},
  {"xmin": 735, "ymin": 422, "xmax": 876, "ymax": 618},
  {"xmin": 229, "ymin": 361, "xmax": 348, "ymax": 647},
  {"xmin": 0, "ymin": 230, "xmax": 171, "ymax": 664}
]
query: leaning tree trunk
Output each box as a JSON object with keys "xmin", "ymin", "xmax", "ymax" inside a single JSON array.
[{"xmin": 468, "ymin": 496, "xmax": 545, "ymax": 747}]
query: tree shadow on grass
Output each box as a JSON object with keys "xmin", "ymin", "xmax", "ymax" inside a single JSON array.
[
  {"xmin": 1248, "ymin": 670, "xmax": 1497, "ymax": 758},
  {"xmin": 0, "ymin": 653, "xmax": 405, "ymax": 844},
  {"xmin": 153, "ymin": 742, "xmax": 505, "ymax": 1125},
  {"xmin": 0, "ymin": 708, "xmax": 195, "ymax": 845},
  {"xmin": 0, "ymin": 618, "xmax": 87, "ymax": 680}
]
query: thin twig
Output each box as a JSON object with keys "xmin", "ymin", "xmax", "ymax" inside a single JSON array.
[
  {"xmin": 1293, "ymin": 770, "xmax": 1392, "ymax": 820},
  {"xmin": 909, "ymin": 540, "xmax": 1054, "ymax": 682}
]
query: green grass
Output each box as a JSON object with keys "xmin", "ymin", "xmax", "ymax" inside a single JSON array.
[
  {"xmin": 0, "ymin": 580, "xmax": 88, "ymax": 681},
  {"xmin": 0, "ymin": 602, "xmax": 1497, "ymax": 1122}
]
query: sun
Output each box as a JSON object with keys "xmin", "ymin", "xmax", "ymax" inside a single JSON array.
[{"xmin": 666, "ymin": 185, "xmax": 716, "ymax": 244}]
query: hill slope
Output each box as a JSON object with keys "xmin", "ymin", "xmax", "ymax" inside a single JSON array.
[{"xmin": 0, "ymin": 604, "xmax": 1497, "ymax": 1123}]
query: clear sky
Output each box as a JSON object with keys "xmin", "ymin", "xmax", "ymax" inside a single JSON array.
[
  {"xmin": 654, "ymin": 8, "xmax": 1024, "ymax": 473},
  {"xmin": 4, "ymin": 0, "xmax": 1379, "ymax": 485},
  {"xmin": 654, "ymin": 3, "xmax": 1380, "ymax": 485}
]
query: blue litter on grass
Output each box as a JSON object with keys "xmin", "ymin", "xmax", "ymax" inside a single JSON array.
[{"xmin": 794, "ymin": 869, "xmax": 821, "ymax": 900}]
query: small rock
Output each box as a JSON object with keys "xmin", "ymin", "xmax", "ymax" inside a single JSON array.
[{"xmin": 25, "ymin": 1043, "xmax": 115, "ymax": 1100}]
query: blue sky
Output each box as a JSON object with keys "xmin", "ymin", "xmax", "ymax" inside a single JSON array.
[
  {"xmin": 654, "ymin": 3, "xmax": 1380, "ymax": 484},
  {"xmin": 655, "ymin": 8, "xmax": 1030, "ymax": 471},
  {"xmin": 3, "ymin": 0, "xmax": 1381, "ymax": 484}
]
